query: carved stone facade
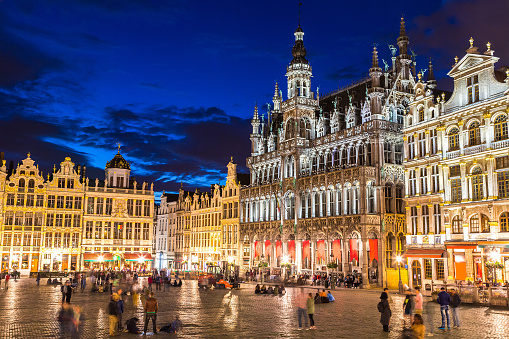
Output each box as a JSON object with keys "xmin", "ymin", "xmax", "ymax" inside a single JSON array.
[
  {"xmin": 240, "ymin": 20, "xmax": 416, "ymax": 288},
  {"xmin": 403, "ymin": 37, "xmax": 509, "ymax": 287}
]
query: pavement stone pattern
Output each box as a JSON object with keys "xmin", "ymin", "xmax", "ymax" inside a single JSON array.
[{"xmin": 0, "ymin": 278, "xmax": 508, "ymax": 338}]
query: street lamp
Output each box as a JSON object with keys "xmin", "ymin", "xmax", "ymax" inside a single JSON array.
[
  {"xmin": 281, "ymin": 255, "xmax": 290, "ymax": 282},
  {"xmin": 396, "ymin": 255, "xmax": 403, "ymax": 293},
  {"xmin": 227, "ymin": 256, "xmax": 234, "ymax": 279},
  {"xmin": 330, "ymin": 251, "xmax": 335, "ymax": 289}
]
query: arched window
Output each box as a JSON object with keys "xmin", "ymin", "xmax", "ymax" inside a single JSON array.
[
  {"xmin": 367, "ymin": 184, "xmax": 375, "ymax": 213},
  {"xmin": 452, "ymin": 215, "xmax": 462, "ymax": 234},
  {"xmin": 470, "ymin": 214, "xmax": 480, "ymax": 233},
  {"xmin": 333, "ymin": 148, "xmax": 340, "ymax": 167},
  {"xmin": 314, "ymin": 192, "xmax": 320, "ymax": 217},
  {"xmin": 494, "ymin": 115, "xmax": 508, "ymax": 141},
  {"xmin": 300, "ymin": 117, "xmax": 312, "ymax": 139},
  {"xmin": 285, "ymin": 193, "xmax": 295, "ymax": 219},
  {"xmin": 285, "ymin": 118, "xmax": 295, "ymax": 139},
  {"xmin": 320, "ymin": 191, "xmax": 326, "ymax": 217},
  {"xmin": 418, "ymin": 106, "xmax": 424, "ymax": 122},
  {"xmin": 301, "ymin": 192, "xmax": 306, "ymax": 218},
  {"xmin": 472, "ymin": 167, "xmax": 483, "ymax": 201},
  {"xmin": 336, "ymin": 188, "xmax": 342, "ymax": 216},
  {"xmin": 500, "ymin": 212, "xmax": 509, "ymax": 232},
  {"xmin": 412, "ymin": 260, "xmax": 422, "ymax": 287},
  {"xmin": 18, "ymin": 178, "xmax": 25, "ymax": 188},
  {"xmin": 326, "ymin": 152, "xmax": 332, "ymax": 169},
  {"xmin": 328, "ymin": 188, "xmax": 334, "ymax": 216},
  {"xmin": 397, "ymin": 233, "xmax": 405, "ymax": 257},
  {"xmin": 469, "ymin": 121, "xmax": 481, "ymax": 146},
  {"xmin": 448, "ymin": 128, "xmax": 460, "ymax": 151},
  {"xmin": 28, "ymin": 179, "xmax": 35, "ymax": 188}
]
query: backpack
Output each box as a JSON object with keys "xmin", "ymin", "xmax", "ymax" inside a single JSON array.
[{"xmin": 377, "ymin": 301, "xmax": 384, "ymax": 312}]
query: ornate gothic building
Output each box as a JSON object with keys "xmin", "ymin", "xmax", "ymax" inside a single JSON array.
[{"xmin": 240, "ymin": 19, "xmax": 420, "ymax": 287}]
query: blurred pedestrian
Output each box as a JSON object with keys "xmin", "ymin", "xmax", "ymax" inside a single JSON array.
[
  {"xmin": 295, "ymin": 291, "xmax": 308, "ymax": 330},
  {"xmin": 414, "ymin": 286, "xmax": 423, "ymax": 316},
  {"xmin": 116, "ymin": 290, "xmax": 125, "ymax": 332},
  {"xmin": 412, "ymin": 313, "xmax": 425, "ymax": 339},
  {"xmin": 4, "ymin": 274, "xmax": 9, "ymax": 289},
  {"xmin": 403, "ymin": 288, "xmax": 414, "ymax": 323},
  {"xmin": 108, "ymin": 294, "xmax": 120, "ymax": 336},
  {"xmin": 306, "ymin": 293, "xmax": 316, "ymax": 329},
  {"xmin": 437, "ymin": 287, "xmax": 451, "ymax": 330},
  {"xmin": 450, "ymin": 289, "xmax": 461, "ymax": 327},
  {"xmin": 378, "ymin": 292, "xmax": 391, "ymax": 332},
  {"xmin": 58, "ymin": 302, "xmax": 79, "ymax": 338},
  {"xmin": 36, "ymin": 272, "xmax": 41, "ymax": 286},
  {"xmin": 148, "ymin": 276, "xmax": 153, "ymax": 291},
  {"xmin": 143, "ymin": 292, "xmax": 158, "ymax": 335}
]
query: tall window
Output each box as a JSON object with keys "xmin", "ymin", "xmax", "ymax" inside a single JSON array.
[
  {"xmin": 431, "ymin": 165, "xmax": 439, "ymax": 193},
  {"xmin": 500, "ymin": 212, "xmax": 509, "ymax": 232},
  {"xmin": 472, "ymin": 167, "xmax": 483, "ymax": 201},
  {"xmin": 328, "ymin": 189, "xmax": 334, "ymax": 216},
  {"xmin": 418, "ymin": 132, "xmax": 426, "ymax": 157},
  {"xmin": 420, "ymin": 167, "xmax": 427, "ymax": 194},
  {"xmin": 436, "ymin": 259, "xmax": 445, "ymax": 280},
  {"xmin": 411, "ymin": 207, "xmax": 418, "ymax": 235},
  {"xmin": 434, "ymin": 204, "xmax": 441, "ymax": 234},
  {"xmin": 451, "ymin": 179, "xmax": 462, "ymax": 203},
  {"xmin": 422, "ymin": 205, "xmax": 430, "ymax": 234},
  {"xmin": 418, "ymin": 106, "xmax": 424, "ymax": 122},
  {"xmin": 408, "ymin": 135, "xmax": 415, "ymax": 159},
  {"xmin": 448, "ymin": 128, "xmax": 460, "ymax": 151},
  {"xmin": 385, "ymin": 234, "xmax": 394, "ymax": 268},
  {"xmin": 409, "ymin": 170, "xmax": 417, "ymax": 196},
  {"xmin": 424, "ymin": 259, "xmax": 432, "ymax": 279},
  {"xmin": 498, "ymin": 171, "xmax": 509, "ymax": 198},
  {"xmin": 336, "ymin": 189, "xmax": 342, "ymax": 216},
  {"xmin": 320, "ymin": 191, "xmax": 326, "ymax": 217},
  {"xmin": 396, "ymin": 186, "xmax": 404, "ymax": 214},
  {"xmin": 452, "ymin": 215, "xmax": 462, "ymax": 234},
  {"xmin": 470, "ymin": 214, "xmax": 480, "ymax": 233},
  {"xmin": 301, "ymin": 192, "xmax": 306, "ymax": 218},
  {"xmin": 469, "ymin": 121, "xmax": 481, "ymax": 146},
  {"xmin": 314, "ymin": 192, "xmax": 319, "ymax": 217},
  {"xmin": 467, "ymin": 75, "xmax": 479, "ymax": 104},
  {"xmin": 430, "ymin": 129, "xmax": 438, "ymax": 155},
  {"xmin": 480, "ymin": 214, "xmax": 490, "ymax": 233},
  {"xmin": 384, "ymin": 143, "xmax": 391, "ymax": 163},
  {"xmin": 385, "ymin": 184, "xmax": 393, "ymax": 213},
  {"xmin": 494, "ymin": 115, "xmax": 508, "ymax": 141}
]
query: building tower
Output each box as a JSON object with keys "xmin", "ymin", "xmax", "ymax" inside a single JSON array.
[
  {"xmin": 286, "ymin": 25, "xmax": 312, "ymax": 99},
  {"xmin": 397, "ymin": 17, "xmax": 412, "ymax": 82},
  {"xmin": 250, "ymin": 104, "xmax": 261, "ymax": 158},
  {"xmin": 368, "ymin": 46, "xmax": 384, "ymax": 119},
  {"xmin": 105, "ymin": 146, "xmax": 131, "ymax": 188}
]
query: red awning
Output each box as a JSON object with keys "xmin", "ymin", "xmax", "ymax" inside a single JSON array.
[
  {"xmin": 83, "ymin": 253, "xmax": 113, "ymax": 261},
  {"xmin": 446, "ymin": 244, "xmax": 478, "ymax": 250},
  {"xmin": 124, "ymin": 253, "xmax": 152, "ymax": 261},
  {"xmin": 405, "ymin": 249, "xmax": 445, "ymax": 258}
]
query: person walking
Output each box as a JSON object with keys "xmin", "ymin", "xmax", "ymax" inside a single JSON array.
[
  {"xmin": 81, "ymin": 274, "xmax": 86, "ymax": 291},
  {"xmin": 306, "ymin": 293, "xmax": 316, "ymax": 329},
  {"xmin": 148, "ymin": 276, "xmax": 153, "ymax": 291},
  {"xmin": 437, "ymin": 287, "xmax": 451, "ymax": 330},
  {"xmin": 143, "ymin": 292, "xmax": 158, "ymax": 335},
  {"xmin": 450, "ymin": 289, "xmax": 461, "ymax": 327},
  {"xmin": 108, "ymin": 294, "xmax": 120, "ymax": 336},
  {"xmin": 403, "ymin": 288, "xmax": 414, "ymax": 324},
  {"xmin": 296, "ymin": 291, "xmax": 308, "ymax": 330},
  {"xmin": 4, "ymin": 274, "xmax": 10, "ymax": 289},
  {"xmin": 36, "ymin": 273, "xmax": 41, "ymax": 286},
  {"xmin": 116, "ymin": 290, "xmax": 125, "ymax": 332},
  {"xmin": 378, "ymin": 292, "xmax": 391, "ymax": 332},
  {"xmin": 62, "ymin": 281, "xmax": 73, "ymax": 303},
  {"xmin": 414, "ymin": 286, "xmax": 423, "ymax": 316}
]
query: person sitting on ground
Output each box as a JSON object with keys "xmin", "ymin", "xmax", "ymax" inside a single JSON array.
[
  {"xmin": 255, "ymin": 284, "xmax": 261, "ymax": 294},
  {"xmin": 314, "ymin": 292, "xmax": 322, "ymax": 304},
  {"xmin": 47, "ymin": 278, "xmax": 52, "ymax": 285},
  {"xmin": 173, "ymin": 279, "xmax": 178, "ymax": 287},
  {"xmin": 125, "ymin": 317, "xmax": 140, "ymax": 334},
  {"xmin": 279, "ymin": 286, "xmax": 285, "ymax": 294},
  {"xmin": 411, "ymin": 313, "xmax": 425, "ymax": 339},
  {"xmin": 178, "ymin": 279, "xmax": 182, "ymax": 287},
  {"xmin": 267, "ymin": 286, "xmax": 274, "ymax": 294},
  {"xmin": 171, "ymin": 315, "xmax": 183, "ymax": 333},
  {"xmin": 273, "ymin": 285, "xmax": 279, "ymax": 295},
  {"xmin": 320, "ymin": 289, "xmax": 329, "ymax": 303},
  {"xmin": 327, "ymin": 291, "xmax": 335, "ymax": 302},
  {"xmin": 260, "ymin": 285, "xmax": 267, "ymax": 294}
]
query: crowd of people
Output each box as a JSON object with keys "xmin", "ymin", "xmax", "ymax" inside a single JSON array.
[{"xmin": 254, "ymin": 284, "xmax": 286, "ymax": 295}]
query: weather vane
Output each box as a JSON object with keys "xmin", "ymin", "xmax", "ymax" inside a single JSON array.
[{"xmin": 117, "ymin": 142, "xmax": 122, "ymax": 153}]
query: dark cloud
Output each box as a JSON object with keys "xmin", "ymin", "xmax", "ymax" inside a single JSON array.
[{"xmin": 326, "ymin": 65, "xmax": 367, "ymax": 82}]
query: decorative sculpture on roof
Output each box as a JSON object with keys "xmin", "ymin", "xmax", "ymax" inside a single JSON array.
[
  {"xmin": 382, "ymin": 59, "xmax": 389, "ymax": 72},
  {"xmin": 361, "ymin": 100, "xmax": 371, "ymax": 123},
  {"xmin": 388, "ymin": 44, "xmax": 397, "ymax": 57}
]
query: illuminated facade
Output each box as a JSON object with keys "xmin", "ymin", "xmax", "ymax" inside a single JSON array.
[
  {"xmin": 154, "ymin": 194, "xmax": 178, "ymax": 270},
  {"xmin": 240, "ymin": 20, "xmax": 418, "ymax": 288},
  {"xmin": 0, "ymin": 150, "xmax": 155, "ymax": 275},
  {"xmin": 403, "ymin": 38, "xmax": 509, "ymax": 287},
  {"xmin": 81, "ymin": 150, "xmax": 155, "ymax": 270}
]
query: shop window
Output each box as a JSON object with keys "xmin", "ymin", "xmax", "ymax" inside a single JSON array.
[
  {"xmin": 436, "ymin": 259, "xmax": 445, "ymax": 280},
  {"xmin": 424, "ymin": 259, "xmax": 432, "ymax": 279}
]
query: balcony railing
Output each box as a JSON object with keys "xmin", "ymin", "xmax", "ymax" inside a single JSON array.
[
  {"xmin": 492, "ymin": 139, "xmax": 509, "ymax": 150},
  {"xmin": 464, "ymin": 144, "xmax": 487, "ymax": 155},
  {"xmin": 446, "ymin": 150, "xmax": 460, "ymax": 159}
]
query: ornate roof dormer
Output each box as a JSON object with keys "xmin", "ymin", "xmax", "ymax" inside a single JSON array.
[{"xmin": 105, "ymin": 152, "xmax": 131, "ymax": 170}]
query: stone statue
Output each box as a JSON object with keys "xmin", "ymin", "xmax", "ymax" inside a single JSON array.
[
  {"xmin": 382, "ymin": 59, "xmax": 389, "ymax": 72},
  {"xmin": 388, "ymin": 44, "xmax": 397, "ymax": 57}
]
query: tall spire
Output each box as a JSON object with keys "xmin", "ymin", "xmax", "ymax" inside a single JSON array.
[
  {"xmin": 372, "ymin": 45, "xmax": 379, "ymax": 68},
  {"xmin": 399, "ymin": 16, "xmax": 407, "ymax": 38},
  {"xmin": 427, "ymin": 58, "xmax": 437, "ymax": 89},
  {"xmin": 253, "ymin": 103, "xmax": 259, "ymax": 120}
]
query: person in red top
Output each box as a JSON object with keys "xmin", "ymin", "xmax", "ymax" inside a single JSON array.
[
  {"xmin": 148, "ymin": 276, "xmax": 153, "ymax": 291},
  {"xmin": 4, "ymin": 274, "xmax": 10, "ymax": 289}
]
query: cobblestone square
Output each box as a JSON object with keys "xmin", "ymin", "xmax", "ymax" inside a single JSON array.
[{"xmin": 0, "ymin": 278, "xmax": 508, "ymax": 338}]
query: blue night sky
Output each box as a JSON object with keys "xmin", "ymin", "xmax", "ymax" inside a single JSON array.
[{"xmin": 1, "ymin": 0, "xmax": 508, "ymax": 196}]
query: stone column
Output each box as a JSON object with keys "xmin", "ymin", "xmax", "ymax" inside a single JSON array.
[
  {"xmin": 458, "ymin": 120, "xmax": 465, "ymax": 155},
  {"xmin": 415, "ymin": 167, "xmax": 421, "ymax": 196},
  {"xmin": 296, "ymin": 239, "xmax": 302, "ymax": 273},
  {"xmin": 405, "ymin": 206, "xmax": 411, "ymax": 234},
  {"xmin": 428, "ymin": 204, "xmax": 435, "ymax": 236},
  {"xmin": 426, "ymin": 165, "xmax": 432, "ymax": 194},
  {"xmin": 416, "ymin": 205, "xmax": 423, "ymax": 235},
  {"xmin": 447, "ymin": 249, "xmax": 454, "ymax": 282},
  {"xmin": 425, "ymin": 129, "xmax": 430, "ymax": 157},
  {"xmin": 437, "ymin": 126, "xmax": 445, "ymax": 159},
  {"xmin": 404, "ymin": 169, "xmax": 410, "ymax": 197},
  {"xmin": 483, "ymin": 113, "xmax": 492, "ymax": 149},
  {"xmin": 486, "ymin": 156, "xmax": 495, "ymax": 199},
  {"xmin": 403, "ymin": 136, "xmax": 408, "ymax": 162},
  {"xmin": 468, "ymin": 176, "xmax": 473, "ymax": 201},
  {"xmin": 362, "ymin": 233, "xmax": 369, "ymax": 288},
  {"xmin": 465, "ymin": 249, "xmax": 474, "ymax": 280}
]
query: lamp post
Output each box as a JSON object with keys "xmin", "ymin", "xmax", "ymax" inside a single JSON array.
[
  {"xmin": 330, "ymin": 251, "xmax": 335, "ymax": 289},
  {"xmin": 227, "ymin": 256, "xmax": 234, "ymax": 280},
  {"xmin": 397, "ymin": 255, "xmax": 403, "ymax": 293},
  {"xmin": 281, "ymin": 255, "xmax": 290, "ymax": 282}
]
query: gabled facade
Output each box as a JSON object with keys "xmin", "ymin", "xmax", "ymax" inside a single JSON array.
[{"xmin": 402, "ymin": 38, "xmax": 509, "ymax": 287}]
